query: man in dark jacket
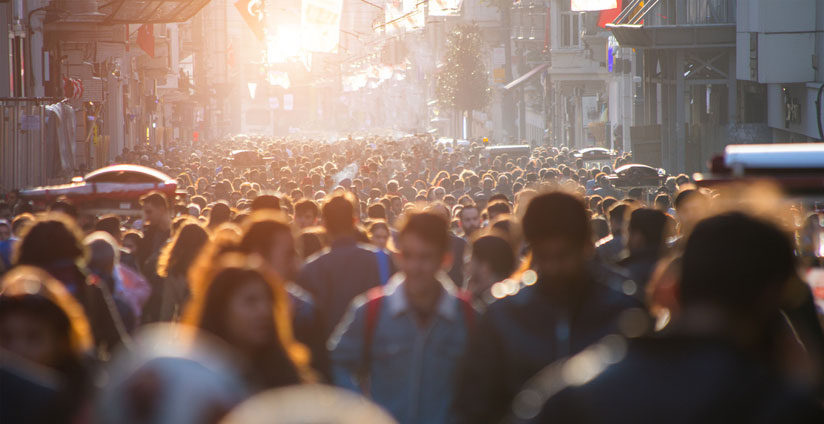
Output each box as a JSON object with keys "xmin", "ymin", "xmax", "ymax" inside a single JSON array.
[
  {"xmin": 517, "ymin": 212, "xmax": 824, "ymax": 424},
  {"xmin": 453, "ymin": 192, "xmax": 643, "ymax": 424},
  {"xmin": 137, "ymin": 191, "xmax": 171, "ymax": 323},
  {"xmin": 296, "ymin": 192, "xmax": 386, "ymax": 340}
]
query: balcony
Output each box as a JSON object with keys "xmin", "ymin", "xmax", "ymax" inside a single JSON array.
[{"xmin": 607, "ymin": 0, "xmax": 736, "ymax": 49}]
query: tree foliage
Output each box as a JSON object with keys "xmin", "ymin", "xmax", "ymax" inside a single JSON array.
[{"xmin": 436, "ymin": 24, "xmax": 491, "ymax": 113}]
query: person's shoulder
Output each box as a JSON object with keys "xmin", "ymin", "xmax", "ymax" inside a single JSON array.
[
  {"xmin": 484, "ymin": 280, "xmax": 538, "ymax": 315},
  {"xmin": 591, "ymin": 263, "xmax": 644, "ymax": 306},
  {"xmin": 302, "ymin": 246, "xmax": 333, "ymax": 268}
]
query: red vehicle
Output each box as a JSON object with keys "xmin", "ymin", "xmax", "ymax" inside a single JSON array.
[{"xmin": 20, "ymin": 164, "xmax": 178, "ymax": 217}]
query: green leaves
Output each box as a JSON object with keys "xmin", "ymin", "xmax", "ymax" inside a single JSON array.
[{"xmin": 435, "ymin": 24, "xmax": 491, "ymax": 113}]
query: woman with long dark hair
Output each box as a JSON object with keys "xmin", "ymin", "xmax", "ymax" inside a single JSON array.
[
  {"xmin": 155, "ymin": 220, "xmax": 210, "ymax": 321},
  {"xmin": 183, "ymin": 254, "xmax": 313, "ymax": 392}
]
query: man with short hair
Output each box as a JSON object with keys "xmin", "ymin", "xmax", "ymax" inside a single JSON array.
[
  {"xmin": 458, "ymin": 204, "xmax": 482, "ymax": 239},
  {"xmin": 294, "ymin": 199, "xmax": 320, "ymax": 229},
  {"xmin": 138, "ymin": 191, "xmax": 172, "ymax": 323},
  {"xmin": 297, "ymin": 192, "xmax": 385, "ymax": 340},
  {"xmin": 453, "ymin": 192, "xmax": 641, "ymax": 424},
  {"xmin": 330, "ymin": 212, "xmax": 475, "ymax": 424},
  {"xmin": 523, "ymin": 212, "xmax": 824, "ymax": 423}
]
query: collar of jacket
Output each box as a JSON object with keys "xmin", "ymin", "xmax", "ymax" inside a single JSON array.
[{"xmin": 382, "ymin": 272, "xmax": 460, "ymax": 322}]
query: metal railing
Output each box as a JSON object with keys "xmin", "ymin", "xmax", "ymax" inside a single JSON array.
[
  {"xmin": 0, "ymin": 98, "xmax": 61, "ymax": 191},
  {"xmin": 612, "ymin": 0, "xmax": 734, "ymax": 26}
]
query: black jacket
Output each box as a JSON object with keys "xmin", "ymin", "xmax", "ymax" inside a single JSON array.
[
  {"xmin": 453, "ymin": 263, "xmax": 643, "ymax": 424},
  {"xmin": 525, "ymin": 334, "xmax": 824, "ymax": 424}
]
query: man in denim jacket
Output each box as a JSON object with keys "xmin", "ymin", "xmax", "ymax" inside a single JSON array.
[{"xmin": 329, "ymin": 212, "xmax": 475, "ymax": 424}]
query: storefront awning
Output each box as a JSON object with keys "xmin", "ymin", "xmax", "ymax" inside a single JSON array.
[
  {"xmin": 503, "ymin": 63, "xmax": 549, "ymax": 91},
  {"xmin": 100, "ymin": 0, "xmax": 211, "ymax": 24}
]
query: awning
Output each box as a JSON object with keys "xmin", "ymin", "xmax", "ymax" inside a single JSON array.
[
  {"xmin": 503, "ymin": 63, "xmax": 549, "ymax": 91},
  {"xmin": 100, "ymin": 0, "xmax": 211, "ymax": 24}
]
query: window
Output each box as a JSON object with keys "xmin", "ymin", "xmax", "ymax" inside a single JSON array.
[{"xmin": 559, "ymin": 1, "xmax": 581, "ymax": 48}]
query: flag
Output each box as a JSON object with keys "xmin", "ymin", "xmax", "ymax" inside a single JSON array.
[
  {"xmin": 301, "ymin": 0, "xmax": 343, "ymax": 52},
  {"xmin": 235, "ymin": 0, "xmax": 266, "ymax": 41},
  {"xmin": 137, "ymin": 24, "xmax": 155, "ymax": 58},
  {"xmin": 571, "ymin": 0, "xmax": 616, "ymax": 12},
  {"xmin": 597, "ymin": 0, "xmax": 622, "ymax": 27}
]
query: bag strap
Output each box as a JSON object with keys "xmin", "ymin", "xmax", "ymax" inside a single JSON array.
[
  {"xmin": 358, "ymin": 287, "xmax": 384, "ymax": 395},
  {"xmin": 375, "ymin": 249, "xmax": 391, "ymax": 285}
]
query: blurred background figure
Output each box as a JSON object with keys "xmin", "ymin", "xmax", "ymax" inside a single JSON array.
[{"xmin": 0, "ymin": 266, "xmax": 94, "ymax": 424}]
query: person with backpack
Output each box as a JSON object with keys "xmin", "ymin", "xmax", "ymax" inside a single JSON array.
[{"xmin": 328, "ymin": 211, "xmax": 476, "ymax": 424}]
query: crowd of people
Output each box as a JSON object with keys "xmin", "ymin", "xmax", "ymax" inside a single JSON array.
[{"xmin": 1, "ymin": 134, "xmax": 824, "ymax": 423}]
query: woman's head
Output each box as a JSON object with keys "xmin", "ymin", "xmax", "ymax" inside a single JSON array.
[
  {"xmin": 184, "ymin": 254, "xmax": 308, "ymax": 388},
  {"xmin": 158, "ymin": 220, "xmax": 211, "ymax": 278},
  {"xmin": 0, "ymin": 266, "xmax": 92, "ymax": 368},
  {"xmin": 14, "ymin": 213, "xmax": 86, "ymax": 267}
]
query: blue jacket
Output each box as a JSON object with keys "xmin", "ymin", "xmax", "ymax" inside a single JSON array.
[
  {"xmin": 453, "ymin": 263, "xmax": 644, "ymax": 424},
  {"xmin": 329, "ymin": 273, "xmax": 475, "ymax": 424}
]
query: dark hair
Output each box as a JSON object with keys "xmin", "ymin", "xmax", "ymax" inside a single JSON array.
[
  {"xmin": 95, "ymin": 215, "xmax": 122, "ymax": 240},
  {"xmin": 674, "ymin": 188, "xmax": 706, "ymax": 210},
  {"xmin": 49, "ymin": 198, "xmax": 78, "ymax": 219},
  {"xmin": 240, "ymin": 212, "xmax": 293, "ymax": 259},
  {"xmin": 298, "ymin": 229, "xmax": 327, "ymax": 259},
  {"xmin": 399, "ymin": 212, "xmax": 450, "ymax": 253},
  {"xmin": 628, "ymin": 208, "xmax": 668, "ymax": 249},
  {"xmin": 184, "ymin": 255, "xmax": 309, "ymax": 389},
  {"xmin": 472, "ymin": 234, "xmax": 516, "ymax": 280},
  {"xmin": 208, "ymin": 202, "xmax": 232, "ymax": 228},
  {"xmin": 489, "ymin": 193, "xmax": 509, "ymax": 204},
  {"xmin": 522, "ymin": 192, "xmax": 591, "ymax": 247},
  {"xmin": 294, "ymin": 199, "xmax": 319, "ymax": 217},
  {"xmin": 486, "ymin": 201, "xmax": 511, "ymax": 221},
  {"xmin": 139, "ymin": 191, "xmax": 169, "ymax": 211},
  {"xmin": 251, "ymin": 194, "xmax": 281, "ymax": 212},
  {"xmin": 680, "ymin": 212, "xmax": 794, "ymax": 311},
  {"xmin": 158, "ymin": 221, "xmax": 210, "ymax": 277},
  {"xmin": 322, "ymin": 193, "xmax": 356, "ymax": 236},
  {"xmin": 14, "ymin": 214, "xmax": 86, "ymax": 266},
  {"xmin": 367, "ymin": 203, "xmax": 387, "ymax": 220}
]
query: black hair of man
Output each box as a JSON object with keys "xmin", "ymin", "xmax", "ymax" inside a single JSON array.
[
  {"xmin": 294, "ymin": 199, "xmax": 320, "ymax": 218},
  {"xmin": 139, "ymin": 191, "xmax": 169, "ymax": 211},
  {"xmin": 628, "ymin": 208, "xmax": 668, "ymax": 249},
  {"xmin": 486, "ymin": 201, "xmax": 512, "ymax": 221},
  {"xmin": 522, "ymin": 192, "xmax": 591, "ymax": 248},
  {"xmin": 95, "ymin": 215, "xmax": 122, "ymax": 241},
  {"xmin": 607, "ymin": 203, "xmax": 629, "ymax": 236},
  {"xmin": 399, "ymin": 211, "xmax": 450, "ymax": 253},
  {"xmin": 322, "ymin": 192, "xmax": 357, "ymax": 236},
  {"xmin": 472, "ymin": 233, "xmax": 517, "ymax": 280},
  {"xmin": 367, "ymin": 203, "xmax": 387, "ymax": 220},
  {"xmin": 251, "ymin": 194, "xmax": 281, "ymax": 212},
  {"xmin": 681, "ymin": 212, "xmax": 794, "ymax": 313}
]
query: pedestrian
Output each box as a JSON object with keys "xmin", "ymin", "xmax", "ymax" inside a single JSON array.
[
  {"xmin": 183, "ymin": 254, "xmax": 314, "ymax": 393},
  {"xmin": 155, "ymin": 219, "xmax": 210, "ymax": 321},
  {"xmin": 329, "ymin": 212, "xmax": 476, "ymax": 424},
  {"xmin": 453, "ymin": 192, "xmax": 643, "ymax": 424}
]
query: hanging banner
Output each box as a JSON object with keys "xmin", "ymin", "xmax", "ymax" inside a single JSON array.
[
  {"xmin": 597, "ymin": 0, "xmax": 622, "ymax": 27},
  {"xmin": 235, "ymin": 0, "xmax": 266, "ymax": 41},
  {"xmin": 301, "ymin": 0, "xmax": 343, "ymax": 53},
  {"xmin": 137, "ymin": 24, "xmax": 155, "ymax": 58},
  {"xmin": 429, "ymin": 0, "xmax": 463, "ymax": 17},
  {"xmin": 384, "ymin": 0, "xmax": 424, "ymax": 34},
  {"xmin": 571, "ymin": 0, "xmax": 616, "ymax": 11}
]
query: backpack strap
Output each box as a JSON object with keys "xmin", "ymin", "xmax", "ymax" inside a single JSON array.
[{"xmin": 358, "ymin": 287, "xmax": 384, "ymax": 395}]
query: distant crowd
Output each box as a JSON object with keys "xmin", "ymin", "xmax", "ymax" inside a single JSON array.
[{"xmin": 1, "ymin": 135, "xmax": 823, "ymax": 424}]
